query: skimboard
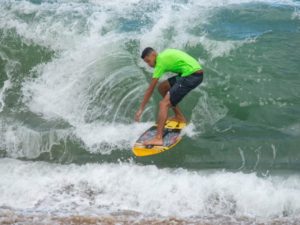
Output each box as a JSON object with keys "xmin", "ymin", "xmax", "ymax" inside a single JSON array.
[{"xmin": 132, "ymin": 120, "xmax": 186, "ymax": 157}]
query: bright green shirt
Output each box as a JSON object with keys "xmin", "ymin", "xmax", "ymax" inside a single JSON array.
[{"xmin": 153, "ymin": 49, "xmax": 202, "ymax": 79}]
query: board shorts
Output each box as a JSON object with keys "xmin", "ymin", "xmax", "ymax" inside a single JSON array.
[{"xmin": 167, "ymin": 71, "xmax": 203, "ymax": 107}]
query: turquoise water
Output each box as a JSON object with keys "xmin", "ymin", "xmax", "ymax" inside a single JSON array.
[{"xmin": 0, "ymin": 0, "xmax": 300, "ymax": 224}]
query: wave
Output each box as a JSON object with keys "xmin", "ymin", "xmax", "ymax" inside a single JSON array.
[
  {"xmin": 0, "ymin": 158, "xmax": 300, "ymax": 221},
  {"xmin": 0, "ymin": 0, "xmax": 299, "ymax": 170}
]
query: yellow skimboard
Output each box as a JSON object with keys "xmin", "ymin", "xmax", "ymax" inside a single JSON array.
[{"xmin": 132, "ymin": 120, "xmax": 187, "ymax": 157}]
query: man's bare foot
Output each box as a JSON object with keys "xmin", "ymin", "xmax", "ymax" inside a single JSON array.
[
  {"xmin": 144, "ymin": 137, "xmax": 164, "ymax": 146},
  {"xmin": 167, "ymin": 116, "xmax": 187, "ymax": 123}
]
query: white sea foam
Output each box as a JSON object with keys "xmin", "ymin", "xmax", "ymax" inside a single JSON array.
[
  {"xmin": 74, "ymin": 122, "xmax": 153, "ymax": 153},
  {"xmin": 0, "ymin": 119, "xmax": 71, "ymax": 159},
  {"xmin": 292, "ymin": 10, "xmax": 300, "ymax": 20},
  {"xmin": 191, "ymin": 91, "xmax": 229, "ymax": 135},
  {"xmin": 0, "ymin": 52, "xmax": 20, "ymax": 112},
  {"xmin": 0, "ymin": 158, "xmax": 300, "ymax": 219},
  {"xmin": 199, "ymin": 36, "xmax": 253, "ymax": 59},
  {"xmin": 0, "ymin": 80, "xmax": 11, "ymax": 113},
  {"xmin": 21, "ymin": 40, "xmax": 152, "ymax": 154}
]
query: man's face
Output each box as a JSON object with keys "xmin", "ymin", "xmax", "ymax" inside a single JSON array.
[{"xmin": 143, "ymin": 51, "xmax": 156, "ymax": 68}]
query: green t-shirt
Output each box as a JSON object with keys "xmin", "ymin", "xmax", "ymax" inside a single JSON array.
[{"xmin": 152, "ymin": 49, "xmax": 202, "ymax": 79}]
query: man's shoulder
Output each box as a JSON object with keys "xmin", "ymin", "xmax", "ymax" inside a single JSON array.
[
  {"xmin": 158, "ymin": 48, "xmax": 180, "ymax": 60},
  {"xmin": 160, "ymin": 48, "xmax": 181, "ymax": 54},
  {"xmin": 160, "ymin": 48, "xmax": 187, "ymax": 59}
]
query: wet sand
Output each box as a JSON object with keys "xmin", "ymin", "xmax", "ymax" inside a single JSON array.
[{"xmin": 1, "ymin": 208, "xmax": 299, "ymax": 225}]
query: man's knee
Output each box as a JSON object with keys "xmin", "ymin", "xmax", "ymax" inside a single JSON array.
[{"xmin": 158, "ymin": 81, "xmax": 170, "ymax": 96}]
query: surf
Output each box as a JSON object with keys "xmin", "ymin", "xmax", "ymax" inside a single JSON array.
[{"xmin": 0, "ymin": 0, "xmax": 300, "ymax": 223}]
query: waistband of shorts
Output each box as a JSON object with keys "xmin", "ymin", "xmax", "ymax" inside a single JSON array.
[{"xmin": 192, "ymin": 70, "xmax": 204, "ymax": 76}]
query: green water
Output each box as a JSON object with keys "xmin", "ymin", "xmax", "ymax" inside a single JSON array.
[{"xmin": 0, "ymin": 1, "xmax": 299, "ymax": 172}]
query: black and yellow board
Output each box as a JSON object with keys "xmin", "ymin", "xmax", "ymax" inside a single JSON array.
[{"xmin": 132, "ymin": 120, "xmax": 187, "ymax": 157}]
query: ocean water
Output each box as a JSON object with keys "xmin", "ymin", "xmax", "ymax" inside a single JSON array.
[{"xmin": 0, "ymin": 0, "xmax": 300, "ymax": 224}]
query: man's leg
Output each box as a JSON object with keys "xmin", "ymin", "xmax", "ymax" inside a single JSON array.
[
  {"xmin": 144, "ymin": 93, "xmax": 171, "ymax": 146},
  {"xmin": 144, "ymin": 74, "xmax": 203, "ymax": 146},
  {"xmin": 158, "ymin": 81, "xmax": 186, "ymax": 123}
]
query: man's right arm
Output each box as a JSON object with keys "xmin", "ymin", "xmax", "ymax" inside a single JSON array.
[{"xmin": 135, "ymin": 78, "xmax": 159, "ymax": 122}]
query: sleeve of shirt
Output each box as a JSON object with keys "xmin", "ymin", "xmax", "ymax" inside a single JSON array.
[{"xmin": 152, "ymin": 64, "xmax": 165, "ymax": 79}]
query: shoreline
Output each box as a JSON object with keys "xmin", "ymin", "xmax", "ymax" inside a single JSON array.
[{"xmin": 1, "ymin": 208, "xmax": 299, "ymax": 225}]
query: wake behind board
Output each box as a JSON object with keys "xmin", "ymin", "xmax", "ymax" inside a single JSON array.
[{"xmin": 132, "ymin": 120, "xmax": 186, "ymax": 157}]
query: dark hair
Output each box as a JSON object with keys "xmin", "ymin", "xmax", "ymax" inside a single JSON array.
[{"xmin": 141, "ymin": 47, "xmax": 155, "ymax": 59}]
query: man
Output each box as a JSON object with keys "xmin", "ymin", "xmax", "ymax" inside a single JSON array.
[{"xmin": 135, "ymin": 47, "xmax": 204, "ymax": 146}]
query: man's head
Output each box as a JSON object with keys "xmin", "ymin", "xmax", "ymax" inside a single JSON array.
[{"xmin": 141, "ymin": 47, "xmax": 157, "ymax": 68}]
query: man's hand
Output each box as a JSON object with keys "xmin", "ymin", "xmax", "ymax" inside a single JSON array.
[{"xmin": 135, "ymin": 108, "xmax": 143, "ymax": 122}]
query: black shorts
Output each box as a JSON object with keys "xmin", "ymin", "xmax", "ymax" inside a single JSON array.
[{"xmin": 167, "ymin": 72, "xmax": 203, "ymax": 107}]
